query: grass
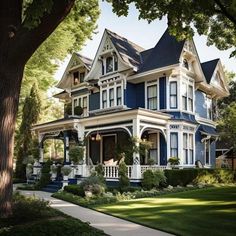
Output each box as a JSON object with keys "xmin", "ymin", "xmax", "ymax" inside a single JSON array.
[
  {"xmin": 94, "ymin": 186, "xmax": 236, "ymax": 236},
  {"xmin": 0, "ymin": 193, "xmax": 106, "ymax": 236}
]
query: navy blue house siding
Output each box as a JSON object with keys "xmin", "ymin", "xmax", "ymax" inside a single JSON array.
[
  {"xmin": 126, "ymin": 82, "xmax": 145, "ymax": 108},
  {"xmin": 89, "ymin": 92, "xmax": 100, "ymax": 111},
  {"xmin": 159, "ymin": 77, "xmax": 167, "ymax": 109},
  {"xmin": 160, "ymin": 133, "xmax": 167, "ymax": 165}
]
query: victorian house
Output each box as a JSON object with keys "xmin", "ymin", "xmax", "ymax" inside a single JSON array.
[{"xmin": 32, "ymin": 28, "xmax": 229, "ymax": 182}]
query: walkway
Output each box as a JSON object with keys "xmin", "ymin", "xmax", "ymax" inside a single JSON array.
[{"xmin": 20, "ymin": 190, "xmax": 173, "ymax": 236}]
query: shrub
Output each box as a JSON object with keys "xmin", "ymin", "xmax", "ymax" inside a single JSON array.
[
  {"xmin": 64, "ymin": 185, "xmax": 85, "ymax": 197},
  {"xmin": 80, "ymin": 175, "xmax": 106, "ymax": 196},
  {"xmin": 69, "ymin": 147, "xmax": 84, "ymax": 164},
  {"xmin": 118, "ymin": 162, "xmax": 130, "ymax": 191},
  {"xmin": 168, "ymin": 157, "xmax": 180, "ymax": 167},
  {"xmin": 142, "ymin": 169, "xmax": 166, "ymax": 190},
  {"xmin": 36, "ymin": 160, "xmax": 52, "ymax": 189},
  {"xmin": 74, "ymin": 106, "xmax": 83, "ymax": 116}
]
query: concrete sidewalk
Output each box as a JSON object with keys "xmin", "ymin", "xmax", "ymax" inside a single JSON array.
[{"xmin": 20, "ymin": 190, "xmax": 173, "ymax": 236}]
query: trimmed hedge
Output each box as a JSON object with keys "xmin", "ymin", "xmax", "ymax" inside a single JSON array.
[
  {"xmin": 164, "ymin": 169, "xmax": 235, "ymax": 186},
  {"xmin": 64, "ymin": 185, "xmax": 85, "ymax": 197}
]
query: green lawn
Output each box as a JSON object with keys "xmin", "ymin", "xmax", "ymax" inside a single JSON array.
[{"xmin": 95, "ymin": 186, "xmax": 236, "ymax": 236}]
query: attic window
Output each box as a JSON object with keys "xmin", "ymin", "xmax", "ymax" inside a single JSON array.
[
  {"xmin": 106, "ymin": 57, "xmax": 113, "ymax": 73},
  {"xmin": 183, "ymin": 59, "xmax": 189, "ymax": 70},
  {"xmin": 73, "ymin": 71, "xmax": 79, "ymax": 85}
]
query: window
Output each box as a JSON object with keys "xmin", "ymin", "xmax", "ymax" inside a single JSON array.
[
  {"xmin": 183, "ymin": 59, "xmax": 189, "ymax": 70},
  {"xmin": 117, "ymin": 86, "xmax": 122, "ymax": 105},
  {"xmin": 170, "ymin": 133, "xmax": 178, "ymax": 157},
  {"xmin": 106, "ymin": 57, "xmax": 113, "ymax": 73},
  {"xmin": 109, "ymin": 88, "xmax": 114, "ymax": 107},
  {"xmin": 73, "ymin": 96, "xmax": 88, "ymax": 116},
  {"xmin": 148, "ymin": 133, "xmax": 158, "ymax": 165},
  {"xmin": 80, "ymin": 72, "xmax": 85, "ymax": 83},
  {"xmin": 205, "ymin": 139, "xmax": 210, "ymax": 165},
  {"xmin": 188, "ymin": 85, "xmax": 193, "ymax": 112},
  {"xmin": 206, "ymin": 97, "xmax": 212, "ymax": 120},
  {"xmin": 183, "ymin": 133, "xmax": 188, "ymax": 164},
  {"xmin": 102, "ymin": 90, "xmax": 107, "ymax": 108},
  {"xmin": 114, "ymin": 54, "xmax": 118, "ymax": 71},
  {"xmin": 183, "ymin": 133, "xmax": 194, "ymax": 165},
  {"xmin": 170, "ymin": 82, "xmax": 177, "ymax": 108},
  {"xmin": 73, "ymin": 71, "xmax": 79, "ymax": 85},
  {"xmin": 147, "ymin": 85, "xmax": 157, "ymax": 110},
  {"xmin": 182, "ymin": 83, "xmax": 188, "ymax": 110}
]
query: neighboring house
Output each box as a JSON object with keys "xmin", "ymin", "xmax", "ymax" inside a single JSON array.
[{"xmin": 32, "ymin": 28, "xmax": 229, "ymax": 182}]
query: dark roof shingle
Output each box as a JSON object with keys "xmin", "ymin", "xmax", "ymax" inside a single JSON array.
[
  {"xmin": 201, "ymin": 59, "xmax": 219, "ymax": 83},
  {"xmin": 138, "ymin": 29, "xmax": 185, "ymax": 73}
]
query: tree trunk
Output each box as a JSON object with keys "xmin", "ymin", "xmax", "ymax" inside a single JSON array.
[{"xmin": 0, "ymin": 63, "xmax": 23, "ymax": 218}]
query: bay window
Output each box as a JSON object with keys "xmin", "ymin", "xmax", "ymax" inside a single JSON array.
[
  {"xmin": 117, "ymin": 86, "xmax": 122, "ymax": 105},
  {"xmin": 183, "ymin": 133, "xmax": 194, "ymax": 165},
  {"xmin": 188, "ymin": 85, "xmax": 193, "ymax": 112},
  {"xmin": 181, "ymin": 81, "xmax": 194, "ymax": 112},
  {"xmin": 169, "ymin": 81, "xmax": 177, "ymax": 109},
  {"xmin": 182, "ymin": 83, "xmax": 188, "ymax": 110},
  {"xmin": 170, "ymin": 133, "xmax": 178, "ymax": 157},
  {"xmin": 73, "ymin": 95, "xmax": 88, "ymax": 117},
  {"xmin": 102, "ymin": 90, "xmax": 107, "ymax": 108},
  {"xmin": 147, "ymin": 84, "xmax": 157, "ymax": 110}
]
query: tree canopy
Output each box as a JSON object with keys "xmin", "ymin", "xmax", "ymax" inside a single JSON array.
[{"xmin": 108, "ymin": 0, "xmax": 236, "ymax": 57}]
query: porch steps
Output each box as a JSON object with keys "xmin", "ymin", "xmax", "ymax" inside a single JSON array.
[{"xmin": 42, "ymin": 181, "xmax": 62, "ymax": 193}]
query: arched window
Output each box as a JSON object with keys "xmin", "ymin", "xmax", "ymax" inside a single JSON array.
[
  {"xmin": 183, "ymin": 59, "xmax": 189, "ymax": 70},
  {"xmin": 106, "ymin": 56, "xmax": 113, "ymax": 73}
]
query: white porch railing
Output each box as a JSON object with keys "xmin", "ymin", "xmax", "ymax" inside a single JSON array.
[{"xmin": 103, "ymin": 165, "xmax": 133, "ymax": 179}]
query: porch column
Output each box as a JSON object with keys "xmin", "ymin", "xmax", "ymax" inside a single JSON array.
[
  {"xmin": 131, "ymin": 118, "xmax": 142, "ymax": 179},
  {"xmin": 63, "ymin": 131, "xmax": 70, "ymax": 163}
]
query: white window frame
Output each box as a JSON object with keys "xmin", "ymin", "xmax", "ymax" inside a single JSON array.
[
  {"xmin": 148, "ymin": 132, "xmax": 160, "ymax": 165},
  {"xmin": 73, "ymin": 94, "xmax": 89, "ymax": 117},
  {"xmin": 170, "ymin": 132, "xmax": 178, "ymax": 158},
  {"xmin": 100, "ymin": 81, "xmax": 124, "ymax": 109},
  {"xmin": 181, "ymin": 77, "xmax": 194, "ymax": 113},
  {"xmin": 182, "ymin": 132, "xmax": 195, "ymax": 165},
  {"xmin": 205, "ymin": 139, "xmax": 211, "ymax": 166},
  {"xmin": 169, "ymin": 81, "xmax": 178, "ymax": 109},
  {"xmin": 145, "ymin": 80, "xmax": 159, "ymax": 110}
]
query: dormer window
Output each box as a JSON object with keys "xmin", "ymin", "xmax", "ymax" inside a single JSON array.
[
  {"xmin": 183, "ymin": 59, "xmax": 189, "ymax": 70},
  {"xmin": 73, "ymin": 71, "xmax": 86, "ymax": 85},
  {"xmin": 73, "ymin": 71, "xmax": 79, "ymax": 85},
  {"xmin": 106, "ymin": 57, "xmax": 113, "ymax": 73}
]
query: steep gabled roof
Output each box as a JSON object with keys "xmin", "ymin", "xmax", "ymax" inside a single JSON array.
[
  {"xmin": 106, "ymin": 29, "xmax": 145, "ymax": 69},
  {"xmin": 140, "ymin": 48, "xmax": 153, "ymax": 63},
  {"xmin": 138, "ymin": 29, "xmax": 185, "ymax": 73},
  {"xmin": 75, "ymin": 53, "xmax": 93, "ymax": 69},
  {"xmin": 201, "ymin": 59, "xmax": 220, "ymax": 84}
]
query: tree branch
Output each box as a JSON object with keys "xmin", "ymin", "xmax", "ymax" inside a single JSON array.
[
  {"xmin": 11, "ymin": 0, "xmax": 75, "ymax": 64},
  {"xmin": 214, "ymin": 0, "xmax": 236, "ymax": 25}
]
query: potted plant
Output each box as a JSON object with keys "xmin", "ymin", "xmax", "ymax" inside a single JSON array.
[
  {"xmin": 69, "ymin": 146, "xmax": 84, "ymax": 164},
  {"xmin": 74, "ymin": 106, "xmax": 83, "ymax": 116},
  {"xmin": 168, "ymin": 157, "xmax": 180, "ymax": 169},
  {"xmin": 61, "ymin": 165, "xmax": 72, "ymax": 180},
  {"xmin": 147, "ymin": 158, "xmax": 155, "ymax": 166}
]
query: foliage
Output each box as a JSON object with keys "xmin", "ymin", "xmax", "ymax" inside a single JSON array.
[
  {"xmin": 0, "ymin": 193, "xmax": 106, "ymax": 236},
  {"xmin": 61, "ymin": 166, "xmax": 72, "ymax": 176},
  {"xmin": 147, "ymin": 158, "xmax": 155, "ymax": 165},
  {"xmin": 109, "ymin": 0, "xmax": 236, "ymax": 57},
  {"xmin": 50, "ymin": 164, "xmax": 58, "ymax": 174},
  {"xmin": 217, "ymin": 102, "xmax": 236, "ymax": 153},
  {"xmin": 74, "ymin": 106, "xmax": 84, "ymax": 116},
  {"xmin": 168, "ymin": 157, "xmax": 180, "ymax": 166},
  {"xmin": 142, "ymin": 169, "xmax": 167, "ymax": 190},
  {"xmin": 64, "ymin": 185, "xmax": 85, "ymax": 197},
  {"xmin": 80, "ymin": 175, "xmax": 106, "ymax": 196},
  {"xmin": 36, "ymin": 160, "xmax": 52, "ymax": 189},
  {"xmin": 164, "ymin": 169, "xmax": 235, "ymax": 186},
  {"xmin": 15, "ymin": 84, "xmax": 41, "ymax": 180},
  {"xmin": 64, "ymin": 103, "xmax": 72, "ymax": 116},
  {"xmin": 118, "ymin": 162, "xmax": 130, "ymax": 190},
  {"xmin": 69, "ymin": 147, "xmax": 84, "ymax": 164}
]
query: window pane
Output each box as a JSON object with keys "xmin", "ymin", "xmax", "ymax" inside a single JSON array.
[
  {"xmin": 74, "ymin": 99, "xmax": 78, "ymax": 107},
  {"xmin": 147, "ymin": 85, "xmax": 157, "ymax": 110},
  {"xmin": 189, "ymin": 150, "xmax": 194, "ymax": 164},
  {"xmin": 170, "ymin": 133, "xmax": 178, "ymax": 148},
  {"xmin": 183, "ymin": 133, "xmax": 188, "ymax": 148},
  {"xmin": 148, "ymin": 85, "xmax": 157, "ymax": 97},
  {"xmin": 102, "ymin": 90, "xmax": 107, "ymax": 100},
  {"xmin": 117, "ymin": 86, "xmax": 121, "ymax": 97},
  {"xmin": 182, "ymin": 97, "xmax": 187, "ymax": 110},
  {"xmin": 188, "ymin": 85, "xmax": 193, "ymax": 99},
  {"xmin": 189, "ymin": 134, "xmax": 193, "ymax": 149},
  {"xmin": 183, "ymin": 149, "xmax": 188, "ymax": 164},
  {"xmin": 109, "ymin": 88, "xmax": 114, "ymax": 99},
  {"xmin": 83, "ymin": 97, "xmax": 87, "ymax": 107},
  {"xmin": 106, "ymin": 57, "xmax": 113, "ymax": 73},
  {"xmin": 182, "ymin": 83, "xmax": 187, "ymax": 96},
  {"xmin": 170, "ymin": 96, "xmax": 177, "ymax": 108},
  {"xmin": 170, "ymin": 82, "xmax": 177, "ymax": 95},
  {"xmin": 80, "ymin": 72, "xmax": 85, "ymax": 83}
]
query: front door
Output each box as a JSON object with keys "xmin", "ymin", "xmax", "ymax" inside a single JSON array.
[{"xmin": 102, "ymin": 135, "xmax": 116, "ymax": 163}]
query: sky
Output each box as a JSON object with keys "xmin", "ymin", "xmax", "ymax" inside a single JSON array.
[{"xmin": 55, "ymin": 1, "xmax": 236, "ymax": 80}]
